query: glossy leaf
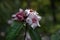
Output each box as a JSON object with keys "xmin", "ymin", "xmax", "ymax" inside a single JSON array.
[
  {"xmin": 6, "ymin": 21, "xmax": 24, "ymax": 40},
  {"xmin": 28, "ymin": 28, "xmax": 41, "ymax": 40}
]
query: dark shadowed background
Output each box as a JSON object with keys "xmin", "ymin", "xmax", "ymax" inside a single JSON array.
[{"xmin": 0, "ymin": 0, "xmax": 60, "ymax": 40}]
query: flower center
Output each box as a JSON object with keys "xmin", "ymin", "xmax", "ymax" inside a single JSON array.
[
  {"xmin": 32, "ymin": 18, "xmax": 37, "ymax": 23},
  {"xmin": 30, "ymin": 9, "xmax": 33, "ymax": 12}
]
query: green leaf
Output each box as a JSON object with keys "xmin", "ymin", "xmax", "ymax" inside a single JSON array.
[
  {"xmin": 6, "ymin": 21, "xmax": 24, "ymax": 40},
  {"xmin": 28, "ymin": 28, "xmax": 41, "ymax": 40}
]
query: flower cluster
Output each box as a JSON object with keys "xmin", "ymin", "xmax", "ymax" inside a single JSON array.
[
  {"xmin": 12, "ymin": 9, "xmax": 25, "ymax": 21},
  {"xmin": 12, "ymin": 9, "xmax": 42, "ymax": 29}
]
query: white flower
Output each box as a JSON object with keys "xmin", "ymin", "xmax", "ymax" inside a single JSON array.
[
  {"xmin": 25, "ymin": 9, "xmax": 41, "ymax": 29},
  {"xmin": 31, "ymin": 18, "xmax": 40, "ymax": 29},
  {"xmin": 26, "ymin": 15, "xmax": 41, "ymax": 29}
]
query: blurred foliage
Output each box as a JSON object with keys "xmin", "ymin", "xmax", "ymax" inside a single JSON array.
[
  {"xmin": 51, "ymin": 30, "xmax": 60, "ymax": 40},
  {"xmin": 0, "ymin": 0, "xmax": 60, "ymax": 40},
  {"xmin": 6, "ymin": 21, "xmax": 24, "ymax": 40}
]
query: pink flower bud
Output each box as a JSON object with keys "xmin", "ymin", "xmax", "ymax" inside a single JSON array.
[{"xmin": 16, "ymin": 12, "xmax": 25, "ymax": 21}]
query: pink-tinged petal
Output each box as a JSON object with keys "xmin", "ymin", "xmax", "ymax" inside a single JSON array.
[
  {"xmin": 31, "ymin": 23, "xmax": 37, "ymax": 29},
  {"xmin": 19, "ymin": 8, "xmax": 23, "ymax": 12},
  {"xmin": 36, "ymin": 15, "xmax": 42, "ymax": 21},
  {"xmin": 12, "ymin": 14, "xmax": 16, "ymax": 18},
  {"xmin": 16, "ymin": 15, "xmax": 24, "ymax": 21},
  {"xmin": 16, "ymin": 12, "xmax": 24, "ymax": 16},
  {"xmin": 26, "ymin": 18, "xmax": 32, "ymax": 25},
  {"xmin": 15, "ymin": 11, "xmax": 25, "ymax": 21},
  {"xmin": 25, "ymin": 9, "xmax": 30, "ymax": 16}
]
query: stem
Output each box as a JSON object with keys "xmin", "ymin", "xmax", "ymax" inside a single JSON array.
[
  {"xmin": 24, "ymin": 0, "xmax": 31, "ymax": 40},
  {"xmin": 24, "ymin": 23, "xmax": 28, "ymax": 40}
]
